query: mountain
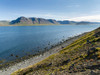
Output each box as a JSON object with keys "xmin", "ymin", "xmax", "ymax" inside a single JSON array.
[
  {"xmin": 58, "ymin": 20, "xmax": 77, "ymax": 24},
  {"xmin": 48, "ymin": 19, "xmax": 59, "ymax": 24},
  {"xmin": 11, "ymin": 17, "xmax": 95, "ymax": 25},
  {"xmin": 58, "ymin": 20, "xmax": 100, "ymax": 25},
  {"xmin": 76, "ymin": 21, "xmax": 100, "ymax": 25},
  {"xmin": 10, "ymin": 17, "xmax": 60, "ymax": 25},
  {"xmin": 10, "ymin": 17, "xmax": 33, "ymax": 25},
  {"xmin": 0, "ymin": 16, "xmax": 99, "ymax": 26},
  {"xmin": 76, "ymin": 21, "xmax": 90, "ymax": 25}
]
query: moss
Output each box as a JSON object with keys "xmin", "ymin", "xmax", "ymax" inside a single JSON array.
[
  {"xmin": 11, "ymin": 69, "xmax": 23, "ymax": 75},
  {"xmin": 96, "ymin": 47, "xmax": 100, "ymax": 50}
]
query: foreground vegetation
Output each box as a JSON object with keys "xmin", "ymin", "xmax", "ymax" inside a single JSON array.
[{"xmin": 11, "ymin": 27, "xmax": 100, "ymax": 75}]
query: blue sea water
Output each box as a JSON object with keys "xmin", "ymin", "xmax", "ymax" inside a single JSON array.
[{"xmin": 0, "ymin": 25, "xmax": 100, "ymax": 62}]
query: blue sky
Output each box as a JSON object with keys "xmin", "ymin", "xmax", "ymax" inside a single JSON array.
[{"xmin": 0, "ymin": 0, "xmax": 100, "ymax": 22}]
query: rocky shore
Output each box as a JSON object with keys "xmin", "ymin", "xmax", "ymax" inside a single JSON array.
[
  {"xmin": 0, "ymin": 33, "xmax": 86, "ymax": 75},
  {"xmin": 11, "ymin": 27, "xmax": 100, "ymax": 75}
]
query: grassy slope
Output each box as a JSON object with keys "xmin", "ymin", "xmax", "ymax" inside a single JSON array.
[{"xmin": 11, "ymin": 27, "xmax": 100, "ymax": 75}]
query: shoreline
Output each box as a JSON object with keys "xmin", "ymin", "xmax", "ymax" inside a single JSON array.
[
  {"xmin": 0, "ymin": 32, "xmax": 87, "ymax": 75},
  {"xmin": 0, "ymin": 24, "xmax": 97, "ymax": 27},
  {"xmin": 0, "ymin": 24, "xmax": 62, "ymax": 26}
]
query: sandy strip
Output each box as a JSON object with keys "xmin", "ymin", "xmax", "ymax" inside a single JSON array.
[{"xmin": 0, "ymin": 33, "xmax": 86, "ymax": 75}]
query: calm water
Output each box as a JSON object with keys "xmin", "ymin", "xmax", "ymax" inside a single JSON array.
[{"xmin": 0, "ymin": 25, "xmax": 100, "ymax": 62}]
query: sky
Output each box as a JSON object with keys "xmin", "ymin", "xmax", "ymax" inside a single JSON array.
[{"xmin": 0, "ymin": 0, "xmax": 100, "ymax": 22}]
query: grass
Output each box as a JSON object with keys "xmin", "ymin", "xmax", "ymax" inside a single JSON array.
[{"xmin": 11, "ymin": 27, "xmax": 100, "ymax": 75}]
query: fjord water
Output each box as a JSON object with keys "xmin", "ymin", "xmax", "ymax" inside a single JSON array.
[{"xmin": 0, "ymin": 25, "xmax": 100, "ymax": 62}]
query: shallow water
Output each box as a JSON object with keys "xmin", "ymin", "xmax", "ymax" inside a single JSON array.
[{"xmin": 0, "ymin": 25, "xmax": 100, "ymax": 62}]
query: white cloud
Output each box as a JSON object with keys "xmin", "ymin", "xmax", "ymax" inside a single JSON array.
[
  {"xmin": 23, "ymin": 13, "xmax": 68, "ymax": 20},
  {"xmin": 68, "ymin": 15, "xmax": 100, "ymax": 22},
  {"xmin": 44, "ymin": 14, "xmax": 100, "ymax": 22},
  {"xmin": 18, "ymin": 14, "xmax": 100, "ymax": 22},
  {"xmin": 3, "ymin": 12, "xmax": 100, "ymax": 22}
]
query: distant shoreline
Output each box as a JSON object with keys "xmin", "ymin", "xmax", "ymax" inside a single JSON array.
[
  {"xmin": 0, "ymin": 24, "xmax": 98, "ymax": 26},
  {"xmin": 0, "ymin": 24, "xmax": 61, "ymax": 26},
  {"xmin": 0, "ymin": 32, "xmax": 87, "ymax": 75},
  {"xmin": 0, "ymin": 24, "xmax": 75, "ymax": 26}
]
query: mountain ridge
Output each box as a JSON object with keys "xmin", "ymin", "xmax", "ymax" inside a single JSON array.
[
  {"xmin": 10, "ymin": 16, "xmax": 60, "ymax": 25},
  {"xmin": 9, "ymin": 17, "xmax": 100, "ymax": 25},
  {"xmin": 0, "ymin": 16, "xmax": 100, "ymax": 26}
]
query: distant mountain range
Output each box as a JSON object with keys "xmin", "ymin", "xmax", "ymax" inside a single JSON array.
[
  {"xmin": 0, "ymin": 16, "xmax": 100, "ymax": 26},
  {"xmin": 10, "ymin": 17, "xmax": 60, "ymax": 25}
]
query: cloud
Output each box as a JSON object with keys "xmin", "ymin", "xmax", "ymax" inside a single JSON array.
[
  {"xmin": 92, "ymin": 11, "xmax": 100, "ymax": 14},
  {"xmin": 3, "ymin": 12, "xmax": 100, "ymax": 22},
  {"xmin": 68, "ymin": 15, "xmax": 100, "ymax": 22},
  {"xmin": 43, "ymin": 14, "xmax": 100, "ymax": 22},
  {"xmin": 22, "ymin": 13, "xmax": 68, "ymax": 20}
]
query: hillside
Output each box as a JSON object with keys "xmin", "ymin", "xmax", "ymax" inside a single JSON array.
[{"xmin": 11, "ymin": 27, "xmax": 100, "ymax": 75}]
